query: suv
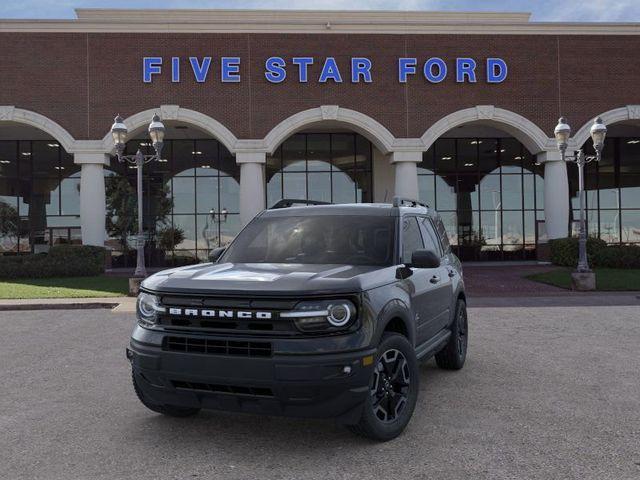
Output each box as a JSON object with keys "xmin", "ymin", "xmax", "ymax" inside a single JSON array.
[{"xmin": 128, "ymin": 197, "xmax": 467, "ymax": 441}]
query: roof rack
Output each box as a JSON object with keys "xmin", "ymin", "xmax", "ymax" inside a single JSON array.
[
  {"xmin": 392, "ymin": 196, "xmax": 429, "ymax": 209},
  {"xmin": 270, "ymin": 199, "xmax": 332, "ymax": 209}
]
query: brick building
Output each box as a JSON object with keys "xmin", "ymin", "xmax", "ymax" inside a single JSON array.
[{"xmin": 1, "ymin": 9, "xmax": 639, "ymax": 265}]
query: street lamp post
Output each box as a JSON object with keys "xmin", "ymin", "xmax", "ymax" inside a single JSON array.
[
  {"xmin": 553, "ymin": 116, "xmax": 607, "ymax": 279},
  {"xmin": 110, "ymin": 114, "xmax": 166, "ymax": 277}
]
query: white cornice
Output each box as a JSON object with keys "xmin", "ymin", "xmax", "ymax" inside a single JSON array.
[
  {"xmin": 73, "ymin": 9, "xmax": 532, "ymax": 24},
  {"xmin": 0, "ymin": 9, "xmax": 639, "ymax": 35}
]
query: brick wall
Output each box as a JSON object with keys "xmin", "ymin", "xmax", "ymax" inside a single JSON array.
[{"xmin": 1, "ymin": 32, "xmax": 639, "ymax": 142}]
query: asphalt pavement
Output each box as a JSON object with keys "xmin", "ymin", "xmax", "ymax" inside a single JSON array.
[{"xmin": 1, "ymin": 306, "xmax": 639, "ymax": 480}]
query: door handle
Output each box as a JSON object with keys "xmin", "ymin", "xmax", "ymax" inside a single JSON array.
[
  {"xmin": 430, "ymin": 275, "xmax": 440, "ymax": 284},
  {"xmin": 448, "ymin": 269, "xmax": 456, "ymax": 278}
]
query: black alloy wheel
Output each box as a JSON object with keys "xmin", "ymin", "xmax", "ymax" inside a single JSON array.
[
  {"xmin": 371, "ymin": 348, "xmax": 411, "ymax": 423},
  {"xmin": 456, "ymin": 304, "xmax": 468, "ymax": 358},
  {"xmin": 435, "ymin": 298, "xmax": 468, "ymax": 370},
  {"xmin": 346, "ymin": 333, "xmax": 419, "ymax": 441}
]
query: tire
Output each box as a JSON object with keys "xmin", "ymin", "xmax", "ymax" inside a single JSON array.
[
  {"xmin": 131, "ymin": 370, "xmax": 200, "ymax": 418},
  {"xmin": 346, "ymin": 333, "xmax": 419, "ymax": 441},
  {"xmin": 435, "ymin": 298, "xmax": 468, "ymax": 370}
]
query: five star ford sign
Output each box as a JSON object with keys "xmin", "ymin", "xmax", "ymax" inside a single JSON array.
[{"xmin": 142, "ymin": 56, "xmax": 508, "ymax": 84}]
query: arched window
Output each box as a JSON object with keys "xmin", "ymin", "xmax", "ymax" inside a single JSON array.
[
  {"xmin": 418, "ymin": 137, "xmax": 544, "ymax": 261},
  {"xmin": 266, "ymin": 133, "xmax": 373, "ymax": 207},
  {"xmin": 106, "ymin": 138, "xmax": 240, "ymax": 267},
  {"xmin": 0, "ymin": 140, "xmax": 79, "ymax": 254}
]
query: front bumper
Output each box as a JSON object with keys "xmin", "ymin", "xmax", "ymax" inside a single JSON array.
[{"xmin": 128, "ymin": 326, "xmax": 376, "ymax": 423}]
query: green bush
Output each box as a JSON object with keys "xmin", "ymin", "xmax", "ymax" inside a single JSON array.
[
  {"xmin": 593, "ymin": 245, "xmax": 640, "ymax": 269},
  {"xmin": 550, "ymin": 237, "xmax": 640, "ymax": 269},
  {"xmin": 0, "ymin": 245, "xmax": 106, "ymax": 279},
  {"xmin": 549, "ymin": 237, "xmax": 607, "ymax": 267}
]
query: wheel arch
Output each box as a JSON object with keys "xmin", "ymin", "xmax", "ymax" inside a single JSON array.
[{"xmin": 375, "ymin": 300, "xmax": 415, "ymax": 346}]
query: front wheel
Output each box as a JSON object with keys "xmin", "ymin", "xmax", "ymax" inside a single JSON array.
[
  {"xmin": 435, "ymin": 298, "xmax": 468, "ymax": 370},
  {"xmin": 346, "ymin": 333, "xmax": 419, "ymax": 441}
]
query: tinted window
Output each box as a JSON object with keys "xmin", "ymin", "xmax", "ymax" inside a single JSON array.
[
  {"xmin": 419, "ymin": 217, "xmax": 442, "ymax": 256},
  {"xmin": 401, "ymin": 217, "xmax": 424, "ymax": 264},
  {"xmin": 434, "ymin": 216, "xmax": 451, "ymax": 253},
  {"xmin": 222, "ymin": 215, "xmax": 395, "ymax": 266}
]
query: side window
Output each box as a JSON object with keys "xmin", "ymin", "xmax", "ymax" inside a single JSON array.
[
  {"xmin": 401, "ymin": 217, "xmax": 424, "ymax": 264},
  {"xmin": 434, "ymin": 216, "xmax": 451, "ymax": 253},
  {"xmin": 419, "ymin": 217, "xmax": 442, "ymax": 257}
]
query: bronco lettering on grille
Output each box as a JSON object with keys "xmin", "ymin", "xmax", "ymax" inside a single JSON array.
[{"xmin": 167, "ymin": 308, "xmax": 272, "ymax": 319}]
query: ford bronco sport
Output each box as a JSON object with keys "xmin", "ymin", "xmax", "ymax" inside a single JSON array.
[{"xmin": 127, "ymin": 197, "xmax": 468, "ymax": 441}]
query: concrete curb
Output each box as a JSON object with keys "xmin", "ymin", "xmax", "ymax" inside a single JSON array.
[{"xmin": 0, "ymin": 302, "xmax": 120, "ymax": 311}]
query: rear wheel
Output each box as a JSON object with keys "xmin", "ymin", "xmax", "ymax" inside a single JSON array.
[
  {"xmin": 131, "ymin": 370, "xmax": 200, "ymax": 417},
  {"xmin": 435, "ymin": 298, "xmax": 468, "ymax": 370},
  {"xmin": 346, "ymin": 333, "xmax": 419, "ymax": 441}
]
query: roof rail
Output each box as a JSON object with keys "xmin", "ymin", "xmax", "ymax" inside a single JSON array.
[
  {"xmin": 392, "ymin": 196, "xmax": 429, "ymax": 209},
  {"xmin": 270, "ymin": 199, "xmax": 332, "ymax": 209}
]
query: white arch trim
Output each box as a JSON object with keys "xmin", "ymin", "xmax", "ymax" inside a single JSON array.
[
  {"xmin": 100, "ymin": 105, "xmax": 239, "ymax": 154},
  {"xmin": 263, "ymin": 106, "xmax": 396, "ymax": 155},
  {"xmin": 421, "ymin": 105, "xmax": 553, "ymax": 154},
  {"xmin": 0, "ymin": 106, "xmax": 76, "ymax": 153},
  {"xmin": 572, "ymin": 105, "xmax": 640, "ymax": 148}
]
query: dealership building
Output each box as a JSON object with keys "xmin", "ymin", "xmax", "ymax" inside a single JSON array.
[{"xmin": 1, "ymin": 9, "xmax": 640, "ymax": 266}]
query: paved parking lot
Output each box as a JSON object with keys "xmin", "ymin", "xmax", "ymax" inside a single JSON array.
[{"xmin": 1, "ymin": 305, "xmax": 639, "ymax": 480}]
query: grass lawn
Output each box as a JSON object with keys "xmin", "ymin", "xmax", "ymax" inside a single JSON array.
[
  {"xmin": 526, "ymin": 268, "xmax": 640, "ymax": 291},
  {"xmin": 0, "ymin": 276, "xmax": 130, "ymax": 299}
]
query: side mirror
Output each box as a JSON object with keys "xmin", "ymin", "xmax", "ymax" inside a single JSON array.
[
  {"xmin": 410, "ymin": 249, "xmax": 440, "ymax": 269},
  {"xmin": 209, "ymin": 247, "xmax": 226, "ymax": 263}
]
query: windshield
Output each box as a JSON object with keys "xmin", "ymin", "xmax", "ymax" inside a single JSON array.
[{"xmin": 221, "ymin": 215, "xmax": 396, "ymax": 266}]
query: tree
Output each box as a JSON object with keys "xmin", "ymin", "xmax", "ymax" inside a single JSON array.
[
  {"xmin": 105, "ymin": 175, "xmax": 173, "ymax": 251},
  {"xmin": 0, "ymin": 201, "xmax": 21, "ymax": 249}
]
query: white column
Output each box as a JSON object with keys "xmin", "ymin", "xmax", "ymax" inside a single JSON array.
[
  {"xmin": 237, "ymin": 151, "xmax": 266, "ymax": 226},
  {"xmin": 75, "ymin": 153, "xmax": 109, "ymax": 246},
  {"xmin": 391, "ymin": 151, "xmax": 421, "ymax": 200},
  {"xmin": 539, "ymin": 151, "xmax": 569, "ymax": 239}
]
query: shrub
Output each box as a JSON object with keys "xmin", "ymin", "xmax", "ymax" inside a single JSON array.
[
  {"xmin": 593, "ymin": 245, "xmax": 640, "ymax": 269},
  {"xmin": 550, "ymin": 237, "xmax": 640, "ymax": 269},
  {"xmin": 0, "ymin": 245, "xmax": 106, "ymax": 279},
  {"xmin": 549, "ymin": 237, "xmax": 607, "ymax": 267}
]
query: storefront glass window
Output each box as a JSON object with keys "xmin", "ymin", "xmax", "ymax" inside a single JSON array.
[
  {"xmin": 0, "ymin": 140, "xmax": 80, "ymax": 254},
  {"xmin": 419, "ymin": 137, "xmax": 544, "ymax": 260},
  {"xmin": 266, "ymin": 133, "xmax": 373, "ymax": 206},
  {"xmin": 569, "ymin": 137, "xmax": 640, "ymax": 245},
  {"xmin": 106, "ymin": 138, "xmax": 239, "ymax": 268}
]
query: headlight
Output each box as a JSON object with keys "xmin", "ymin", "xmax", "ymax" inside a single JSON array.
[
  {"xmin": 281, "ymin": 299, "xmax": 357, "ymax": 332},
  {"xmin": 136, "ymin": 292, "xmax": 165, "ymax": 327}
]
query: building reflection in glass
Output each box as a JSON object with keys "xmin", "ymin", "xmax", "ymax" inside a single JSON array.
[
  {"xmin": 107, "ymin": 138, "xmax": 239, "ymax": 267},
  {"xmin": 419, "ymin": 137, "xmax": 544, "ymax": 261},
  {"xmin": 266, "ymin": 133, "xmax": 373, "ymax": 207}
]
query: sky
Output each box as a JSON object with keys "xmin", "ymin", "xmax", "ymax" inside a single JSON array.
[{"xmin": 1, "ymin": 0, "xmax": 640, "ymax": 22}]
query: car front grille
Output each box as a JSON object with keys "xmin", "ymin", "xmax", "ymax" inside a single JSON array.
[
  {"xmin": 164, "ymin": 336, "xmax": 272, "ymax": 357},
  {"xmin": 157, "ymin": 295, "xmax": 300, "ymax": 336},
  {"xmin": 171, "ymin": 380, "xmax": 274, "ymax": 397}
]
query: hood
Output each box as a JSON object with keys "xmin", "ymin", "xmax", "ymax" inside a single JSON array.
[{"xmin": 141, "ymin": 262, "xmax": 396, "ymax": 296}]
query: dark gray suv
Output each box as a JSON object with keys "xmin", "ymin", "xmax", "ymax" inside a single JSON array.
[{"xmin": 128, "ymin": 197, "xmax": 468, "ymax": 441}]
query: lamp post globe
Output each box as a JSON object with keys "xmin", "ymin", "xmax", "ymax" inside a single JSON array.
[
  {"xmin": 554, "ymin": 117, "xmax": 571, "ymax": 155},
  {"xmin": 148, "ymin": 113, "xmax": 165, "ymax": 157},
  {"xmin": 110, "ymin": 115, "xmax": 128, "ymax": 156},
  {"xmin": 590, "ymin": 117, "xmax": 607, "ymax": 154}
]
